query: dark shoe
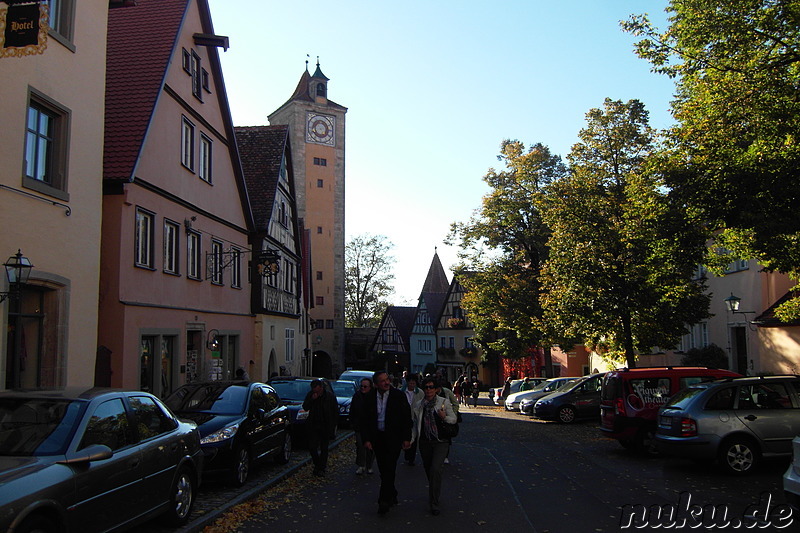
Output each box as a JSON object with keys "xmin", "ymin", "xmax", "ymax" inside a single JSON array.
[
  {"xmin": 431, "ymin": 509, "xmax": 440, "ymax": 516},
  {"xmin": 378, "ymin": 501, "xmax": 390, "ymax": 515}
]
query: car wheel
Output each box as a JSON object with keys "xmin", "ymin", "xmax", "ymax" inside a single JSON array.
[
  {"xmin": 558, "ymin": 406, "xmax": 576, "ymax": 423},
  {"xmin": 275, "ymin": 430, "xmax": 292, "ymax": 465},
  {"xmin": 163, "ymin": 467, "xmax": 194, "ymax": 526},
  {"xmin": 718, "ymin": 437, "xmax": 759, "ymax": 475},
  {"xmin": 230, "ymin": 445, "xmax": 251, "ymax": 486},
  {"xmin": 16, "ymin": 514, "xmax": 59, "ymax": 533}
]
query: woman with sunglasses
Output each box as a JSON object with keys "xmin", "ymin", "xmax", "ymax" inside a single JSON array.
[{"xmin": 412, "ymin": 375, "xmax": 457, "ymax": 515}]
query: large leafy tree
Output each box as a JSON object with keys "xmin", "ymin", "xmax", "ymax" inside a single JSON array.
[
  {"xmin": 623, "ymin": 0, "xmax": 800, "ymax": 319},
  {"xmin": 541, "ymin": 99, "xmax": 710, "ymax": 367},
  {"xmin": 448, "ymin": 141, "xmax": 566, "ymax": 360},
  {"xmin": 345, "ymin": 234, "xmax": 394, "ymax": 328}
]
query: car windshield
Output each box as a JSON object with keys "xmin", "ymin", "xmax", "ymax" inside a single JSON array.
[
  {"xmin": 165, "ymin": 383, "xmax": 248, "ymax": 415},
  {"xmin": 0, "ymin": 398, "xmax": 86, "ymax": 456},
  {"xmin": 270, "ymin": 381, "xmax": 312, "ymax": 401},
  {"xmin": 332, "ymin": 382, "xmax": 355, "ymax": 397},
  {"xmin": 663, "ymin": 386, "xmax": 706, "ymax": 410}
]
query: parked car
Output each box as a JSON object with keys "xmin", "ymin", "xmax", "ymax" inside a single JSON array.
[
  {"xmin": 332, "ymin": 380, "xmax": 358, "ymax": 427},
  {"xmin": 338, "ymin": 370, "xmax": 375, "ymax": 388},
  {"xmin": 268, "ymin": 377, "xmax": 337, "ymax": 439},
  {"xmin": 165, "ymin": 381, "xmax": 291, "ymax": 486},
  {"xmin": 533, "ymin": 373, "xmax": 605, "ymax": 423},
  {"xmin": 599, "ymin": 366, "xmax": 741, "ymax": 452},
  {"xmin": 508, "ymin": 377, "xmax": 575, "ymax": 412},
  {"xmin": 783, "ymin": 435, "xmax": 800, "ymax": 511},
  {"xmin": 491, "ymin": 378, "xmax": 546, "ymax": 406},
  {"xmin": 656, "ymin": 375, "xmax": 800, "ymax": 474},
  {"xmin": 0, "ymin": 388, "xmax": 202, "ymax": 533}
]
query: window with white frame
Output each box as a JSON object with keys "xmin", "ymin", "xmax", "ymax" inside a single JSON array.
[
  {"xmin": 199, "ymin": 134, "xmax": 212, "ymax": 183},
  {"xmin": 181, "ymin": 117, "xmax": 194, "ymax": 170},
  {"xmin": 285, "ymin": 329, "xmax": 295, "ymax": 363},
  {"xmin": 190, "ymin": 51, "xmax": 202, "ymax": 100},
  {"xmin": 231, "ymin": 248, "xmax": 241, "ymax": 288},
  {"xmin": 135, "ymin": 208, "xmax": 154, "ymax": 268},
  {"xmin": 187, "ymin": 231, "xmax": 201, "ymax": 280},
  {"xmin": 163, "ymin": 220, "xmax": 179, "ymax": 274},
  {"xmin": 46, "ymin": 0, "xmax": 75, "ymax": 41},
  {"xmin": 211, "ymin": 240, "xmax": 223, "ymax": 284}
]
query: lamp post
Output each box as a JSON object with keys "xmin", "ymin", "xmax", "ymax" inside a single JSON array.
[
  {"xmin": 723, "ymin": 293, "xmax": 757, "ymax": 375},
  {"xmin": 3, "ymin": 250, "xmax": 34, "ymax": 390}
]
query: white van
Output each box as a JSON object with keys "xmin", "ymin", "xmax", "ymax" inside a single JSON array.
[{"xmin": 338, "ymin": 370, "xmax": 375, "ymax": 387}]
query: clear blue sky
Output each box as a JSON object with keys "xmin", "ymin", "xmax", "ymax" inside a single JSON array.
[{"xmin": 208, "ymin": 1, "xmax": 674, "ymax": 305}]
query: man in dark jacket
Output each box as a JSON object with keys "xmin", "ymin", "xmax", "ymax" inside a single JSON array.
[
  {"xmin": 303, "ymin": 379, "xmax": 338, "ymax": 476},
  {"xmin": 361, "ymin": 370, "xmax": 412, "ymax": 514}
]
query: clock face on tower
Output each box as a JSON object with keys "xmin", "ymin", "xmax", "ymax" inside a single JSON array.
[{"xmin": 306, "ymin": 113, "xmax": 335, "ymax": 146}]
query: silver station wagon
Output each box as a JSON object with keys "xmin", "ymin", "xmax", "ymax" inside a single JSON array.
[{"xmin": 656, "ymin": 375, "xmax": 800, "ymax": 474}]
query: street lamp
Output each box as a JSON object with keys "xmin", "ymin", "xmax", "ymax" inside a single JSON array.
[
  {"xmin": 1, "ymin": 250, "xmax": 33, "ymax": 303},
  {"xmin": 723, "ymin": 293, "xmax": 757, "ymax": 330}
]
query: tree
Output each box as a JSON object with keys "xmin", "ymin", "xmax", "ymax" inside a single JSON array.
[
  {"xmin": 680, "ymin": 343, "xmax": 728, "ymax": 369},
  {"xmin": 541, "ymin": 99, "xmax": 710, "ymax": 367},
  {"xmin": 345, "ymin": 234, "xmax": 394, "ymax": 328},
  {"xmin": 448, "ymin": 141, "xmax": 566, "ymax": 360},
  {"xmin": 623, "ymin": 0, "xmax": 800, "ymax": 319}
]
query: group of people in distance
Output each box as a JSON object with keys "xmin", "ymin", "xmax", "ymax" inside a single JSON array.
[
  {"xmin": 453, "ymin": 374, "xmax": 482, "ymax": 407},
  {"xmin": 303, "ymin": 370, "xmax": 463, "ymax": 516}
]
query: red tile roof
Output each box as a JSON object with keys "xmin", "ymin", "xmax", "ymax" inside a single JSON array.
[
  {"xmin": 235, "ymin": 125, "xmax": 290, "ymax": 231},
  {"xmin": 104, "ymin": 0, "xmax": 188, "ymax": 181}
]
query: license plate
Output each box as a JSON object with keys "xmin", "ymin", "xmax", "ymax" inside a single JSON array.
[{"xmin": 658, "ymin": 415, "xmax": 671, "ymax": 429}]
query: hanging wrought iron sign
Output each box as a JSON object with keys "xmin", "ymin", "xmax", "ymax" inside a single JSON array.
[{"xmin": 1, "ymin": 1, "xmax": 47, "ymax": 58}]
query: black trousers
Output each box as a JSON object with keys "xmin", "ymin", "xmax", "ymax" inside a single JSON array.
[
  {"xmin": 373, "ymin": 430, "xmax": 402, "ymax": 504},
  {"xmin": 307, "ymin": 428, "xmax": 330, "ymax": 472}
]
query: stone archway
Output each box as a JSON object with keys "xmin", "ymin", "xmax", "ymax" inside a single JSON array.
[{"xmin": 312, "ymin": 350, "xmax": 333, "ymax": 378}]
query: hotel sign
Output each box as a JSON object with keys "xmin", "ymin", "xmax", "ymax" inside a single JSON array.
[{"xmin": 1, "ymin": 1, "xmax": 47, "ymax": 58}]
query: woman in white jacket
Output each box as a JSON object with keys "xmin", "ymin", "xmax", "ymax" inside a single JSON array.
[{"xmin": 412, "ymin": 375, "xmax": 457, "ymax": 515}]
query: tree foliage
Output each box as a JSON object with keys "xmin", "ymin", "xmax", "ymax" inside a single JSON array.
[
  {"xmin": 541, "ymin": 99, "xmax": 710, "ymax": 367},
  {"xmin": 680, "ymin": 343, "xmax": 729, "ymax": 369},
  {"xmin": 344, "ymin": 234, "xmax": 394, "ymax": 328},
  {"xmin": 448, "ymin": 141, "xmax": 565, "ymax": 358},
  {"xmin": 623, "ymin": 0, "xmax": 800, "ymax": 319}
]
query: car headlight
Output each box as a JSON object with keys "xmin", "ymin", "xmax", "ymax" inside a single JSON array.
[
  {"xmin": 296, "ymin": 409, "xmax": 309, "ymax": 420},
  {"xmin": 201, "ymin": 423, "xmax": 239, "ymax": 444},
  {"xmin": 339, "ymin": 404, "xmax": 349, "ymax": 414},
  {"xmin": 537, "ymin": 399, "xmax": 552, "ymax": 406}
]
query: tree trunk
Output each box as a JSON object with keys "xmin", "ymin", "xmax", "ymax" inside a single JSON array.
[{"xmin": 622, "ymin": 312, "xmax": 636, "ymax": 368}]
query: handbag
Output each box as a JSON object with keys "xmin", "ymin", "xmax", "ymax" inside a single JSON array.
[{"xmin": 436, "ymin": 413, "xmax": 459, "ymax": 439}]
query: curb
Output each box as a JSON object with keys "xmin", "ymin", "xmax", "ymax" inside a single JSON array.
[{"xmin": 181, "ymin": 430, "xmax": 354, "ymax": 533}]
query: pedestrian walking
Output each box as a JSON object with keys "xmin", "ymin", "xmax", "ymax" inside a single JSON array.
[
  {"xmin": 302, "ymin": 379, "xmax": 338, "ymax": 476},
  {"xmin": 350, "ymin": 377, "xmax": 375, "ymax": 475},
  {"xmin": 453, "ymin": 375, "xmax": 464, "ymax": 405},
  {"xmin": 360, "ymin": 370, "xmax": 413, "ymax": 515},
  {"xmin": 412, "ymin": 375, "xmax": 457, "ymax": 516},
  {"xmin": 471, "ymin": 379, "xmax": 481, "ymax": 408},
  {"xmin": 460, "ymin": 379, "xmax": 473, "ymax": 406},
  {"xmin": 500, "ymin": 376, "xmax": 512, "ymax": 400},
  {"xmin": 402, "ymin": 373, "xmax": 423, "ymax": 465}
]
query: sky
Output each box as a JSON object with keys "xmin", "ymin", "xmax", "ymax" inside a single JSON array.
[{"xmin": 208, "ymin": 0, "xmax": 675, "ymax": 306}]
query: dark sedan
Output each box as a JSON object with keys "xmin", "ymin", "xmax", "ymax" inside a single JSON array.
[
  {"xmin": 332, "ymin": 380, "xmax": 357, "ymax": 427},
  {"xmin": 0, "ymin": 388, "xmax": 202, "ymax": 533},
  {"xmin": 166, "ymin": 381, "xmax": 291, "ymax": 486}
]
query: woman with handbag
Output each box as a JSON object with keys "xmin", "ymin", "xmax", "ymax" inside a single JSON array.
[{"xmin": 412, "ymin": 375, "xmax": 457, "ymax": 515}]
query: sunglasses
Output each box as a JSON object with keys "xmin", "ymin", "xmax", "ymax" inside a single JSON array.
[
  {"xmin": 424, "ymin": 385, "xmax": 437, "ymax": 389},
  {"xmin": 361, "ymin": 385, "xmax": 371, "ymax": 389}
]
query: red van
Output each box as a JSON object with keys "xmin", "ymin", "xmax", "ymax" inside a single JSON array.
[{"xmin": 599, "ymin": 366, "xmax": 741, "ymax": 452}]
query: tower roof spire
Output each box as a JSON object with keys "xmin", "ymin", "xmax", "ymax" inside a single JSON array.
[{"xmin": 312, "ymin": 57, "xmax": 329, "ymax": 81}]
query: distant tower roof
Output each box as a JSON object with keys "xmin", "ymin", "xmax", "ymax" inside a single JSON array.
[
  {"xmin": 312, "ymin": 56, "xmax": 329, "ymax": 81},
  {"xmin": 421, "ymin": 250, "xmax": 449, "ymax": 294}
]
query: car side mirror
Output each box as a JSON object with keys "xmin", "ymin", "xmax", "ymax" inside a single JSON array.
[{"xmin": 58, "ymin": 444, "xmax": 113, "ymax": 465}]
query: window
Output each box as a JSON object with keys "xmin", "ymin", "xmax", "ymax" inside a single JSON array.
[
  {"xmin": 201, "ymin": 68, "xmax": 210, "ymax": 92},
  {"xmin": 315, "ymin": 319, "xmax": 324, "ymax": 330},
  {"xmin": 130, "ymin": 396, "xmax": 176, "ymax": 439},
  {"xmin": 24, "ymin": 94, "xmax": 69, "ymax": 197},
  {"xmin": 182, "ymin": 48, "xmax": 191, "ymax": 73},
  {"xmin": 317, "ymin": 226, "xmax": 322, "ymax": 234},
  {"xmin": 187, "ymin": 231, "xmax": 201, "ymax": 280},
  {"xmin": 313, "ymin": 157, "xmax": 327, "ymax": 166},
  {"xmin": 440, "ymin": 336, "xmax": 446, "ymax": 347},
  {"xmin": 211, "ymin": 240, "xmax": 223, "ymax": 284},
  {"xmin": 316, "ymin": 271, "xmax": 323, "ymax": 280},
  {"xmin": 280, "ymin": 201, "xmax": 288, "ymax": 226},
  {"xmin": 326, "ymin": 320, "xmax": 334, "ymax": 329},
  {"xmin": 79, "ymin": 399, "xmax": 131, "ymax": 451},
  {"xmin": 449, "ymin": 337, "xmax": 455, "ymax": 348},
  {"xmin": 285, "ymin": 329, "xmax": 295, "ymax": 363},
  {"xmin": 163, "ymin": 221, "xmax": 179, "ymax": 274},
  {"xmin": 190, "ymin": 51, "xmax": 202, "ymax": 100},
  {"xmin": 199, "ymin": 134, "xmax": 212, "ymax": 183},
  {"xmin": 231, "ymin": 248, "xmax": 241, "ymax": 288},
  {"xmin": 181, "ymin": 117, "xmax": 194, "ymax": 170},
  {"xmin": 316, "ymin": 296, "xmax": 324, "ymax": 306},
  {"xmin": 316, "ymin": 83, "xmax": 326, "ymax": 98},
  {"xmin": 46, "ymin": 0, "xmax": 74, "ymax": 41},
  {"xmin": 135, "ymin": 208, "xmax": 154, "ymax": 268},
  {"xmin": 317, "ymin": 179, "xmax": 324, "ymax": 188}
]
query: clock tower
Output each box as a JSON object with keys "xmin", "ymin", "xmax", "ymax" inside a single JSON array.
[{"xmin": 269, "ymin": 60, "xmax": 347, "ymax": 377}]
